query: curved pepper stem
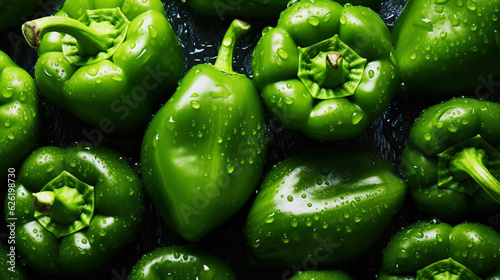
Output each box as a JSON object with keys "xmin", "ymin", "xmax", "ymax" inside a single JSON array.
[
  {"xmin": 23, "ymin": 16, "xmax": 110, "ymax": 56},
  {"xmin": 449, "ymin": 147, "xmax": 500, "ymax": 204},
  {"xmin": 416, "ymin": 258, "xmax": 481, "ymax": 280},
  {"xmin": 33, "ymin": 186, "xmax": 86, "ymax": 225},
  {"xmin": 213, "ymin": 19, "xmax": 251, "ymax": 73},
  {"xmin": 22, "ymin": 8, "xmax": 129, "ymax": 66}
]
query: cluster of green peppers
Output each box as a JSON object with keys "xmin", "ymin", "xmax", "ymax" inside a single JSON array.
[{"xmin": 0, "ymin": 0, "xmax": 499, "ymax": 278}]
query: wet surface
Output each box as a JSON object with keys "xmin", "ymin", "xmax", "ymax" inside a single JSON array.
[{"xmin": 0, "ymin": 0, "xmax": 498, "ymax": 279}]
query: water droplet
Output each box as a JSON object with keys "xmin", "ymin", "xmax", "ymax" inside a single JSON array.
[
  {"xmin": 368, "ymin": 69, "xmax": 375, "ymax": 78},
  {"xmin": 148, "ymin": 25, "xmax": 158, "ymax": 38},
  {"xmin": 222, "ymin": 36, "xmax": 233, "ymax": 47},
  {"xmin": 351, "ymin": 112, "xmax": 363, "ymax": 124},
  {"xmin": 410, "ymin": 53, "xmax": 417, "ymax": 60},
  {"xmin": 466, "ymin": 0, "xmax": 477, "ymax": 10},
  {"xmin": 226, "ymin": 163, "xmax": 235, "ymax": 174},
  {"xmin": 287, "ymin": 195, "xmax": 293, "ymax": 202},
  {"xmin": 307, "ymin": 16, "xmax": 320, "ymax": 26},
  {"xmin": 277, "ymin": 48, "xmax": 288, "ymax": 60},
  {"xmin": 265, "ymin": 213, "xmax": 275, "ymax": 224},
  {"xmin": 340, "ymin": 15, "xmax": 347, "ymax": 24},
  {"xmin": 190, "ymin": 100, "xmax": 201, "ymax": 109}
]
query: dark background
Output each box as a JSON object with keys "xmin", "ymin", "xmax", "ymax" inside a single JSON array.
[{"xmin": 1, "ymin": 0, "xmax": 499, "ymax": 279}]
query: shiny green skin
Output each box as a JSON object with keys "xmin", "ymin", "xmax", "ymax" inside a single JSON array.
[
  {"xmin": 141, "ymin": 21, "xmax": 267, "ymax": 242},
  {"xmin": 289, "ymin": 270, "xmax": 353, "ymax": 280},
  {"xmin": 0, "ymin": 243, "xmax": 27, "ymax": 280},
  {"xmin": 401, "ymin": 98, "xmax": 500, "ymax": 221},
  {"xmin": 378, "ymin": 221, "xmax": 500, "ymax": 280},
  {"xmin": 0, "ymin": 50, "xmax": 39, "ymax": 182},
  {"xmin": 252, "ymin": 0, "xmax": 398, "ymax": 141},
  {"xmin": 184, "ymin": 0, "xmax": 382, "ymax": 19},
  {"xmin": 392, "ymin": 0, "xmax": 500, "ymax": 97},
  {"xmin": 4, "ymin": 145, "xmax": 144, "ymax": 275},
  {"xmin": 244, "ymin": 150, "xmax": 406, "ymax": 267},
  {"xmin": 128, "ymin": 246, "xmax": 236, "ymax": 279},
  {"xmin": 33, "ymin": 0, "xmax": 183, "ymax": 133},
  {"xmin": 0, "ymin": 0, "xmax": 39, "ymax": 32}
]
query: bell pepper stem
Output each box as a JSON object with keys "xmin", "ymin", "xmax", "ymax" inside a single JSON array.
[
  {"xmin": 22, "ymin": 16, "xmax": 110, "ymax": 56},
  {"xmin": 327, "ymin": 51, "xmax": 342, "ymax": 69},
  {"xmin": 450, "ymin": 147, "xmax": 500, "ymax": 204},
  {"xmin": 213, "ymin": 19, "xmax": 251, "ymax": 73},
  {"xmin": 33, "ymin": 191, "xmax": 56, "ymax": 214}
]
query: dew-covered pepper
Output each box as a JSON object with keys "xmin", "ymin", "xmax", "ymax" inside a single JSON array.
[
  {"xmin": 252, "ymin": 0, "xmax": 398, "ymax": 141},
  {"xmin": 245, "ymin": 150, "xmax": 406, "ymax": 267},
  {"xmin": 4, "ymin": 145, "xmax": 144, "ymax": 275},
  {"xmin": 0, "ymin": 50, "xmax": 39, "ymax": 182},
  {"xmin": 22, "ymin": 0, "xmax": 183, "ymax": 133},
  {"xmin": 378, "ymin": 221, "xmax": 500, "ymax": 279},
  {"xmin": 128, "ymin": 246, "xmax": 236, "ymax": 279},
  {"xmin": 401, "ymin": 98, "xmax": 500, "ymax": 221}
]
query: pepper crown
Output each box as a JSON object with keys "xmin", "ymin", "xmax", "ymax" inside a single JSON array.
[{"xmin": 33, "ymin": 171, "xmax": 95, "ymax": 238}]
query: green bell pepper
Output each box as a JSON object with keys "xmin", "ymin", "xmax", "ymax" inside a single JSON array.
[
  {"xmin": 128, "ymin": 246, "xmax": 236, "ymax": 279},
  {"xmin": 244, "ymin": 150, "xmax": 406, "ymax": 267},
  {"xmin": 401, "ymin": 98, "xmax": 500, "ymax": 221},
  {"xmin": 22, "ymin": 0, "xmax": 183, "ymax": 134},
  {"xmin": 392, "ymin": 0, "xmax": 500, "ymax": 97},
  {"xmin": 141, "ymin": 19, "xmax": 267, "ymax": 242},
  {"xmin": 0, "ymin": 0, "xmax": 40, "ymax": 32},
  {"xmin": 182, "ymin": 0, "xmax": 382, "ymax": 19},
  {"xmin": 0, "ymin": 243, "xmax": 27, "ymax": 280},
  {"xmin": 289, "ymin": 270, "xmax": 353, "ymax": 280},
  {"xmin": 378, "ymin": 221, "xmax": 500, "ymax": 280},
  {"xmin": 252, "ymin": 0, "xmax": 398, "ymax": 141},
  {"xmin": 0, "ymin": 50, "xmax": 39, "ymax": 182},
  {"xmin": 4, "ymin": 145, "xmax": 144, "ymax": 275}
]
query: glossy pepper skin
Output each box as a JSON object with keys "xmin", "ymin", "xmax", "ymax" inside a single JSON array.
[
  {"xmin": 378, "ymin": 221, "xmax": 500, "ymax": 280},
  {"xmin": 4, "ymin": 145, "xmax": 144, "ymax": 275},
  {"xmin": 289, "ymin": 270, "xmax": 353, "ymax": 280},
  {"xmin": 401, "ymin": 98, "xmax": 500, "ymax": 221},
  {"xmin": 22, "ymin": 0, "xmax": 183, "ymax": 134},
  {"xmin": 392, "ymin": 0, "xmax": 500, "ymax": 97},
  {"xmin": 128, "ymin": 246, "xmax": 236, "ymax": 279},
  {"xmin": 244, "ymin": 150, "xmax": 406, "ymax": 267},
  {"xmin": 0, "ymin": 243, "xmax": 27, "ymax": 280},
  {"xmin": 141, "ymin": 20, "xmax": 267, "ymax": 242},
  {"xmin": 0, "ymin": 50, "xmax": 39, "ymax": 182},
  {"xmin": 182, "ymin": 0, "xmax": 382, "ymax": 19},
  {"xmin": 252, "ymin": 0, "xmax": 398, "ymax": 141},
  {"xmin": 0, "ymin": 0, "xmax": 39, "ymax": 32}
]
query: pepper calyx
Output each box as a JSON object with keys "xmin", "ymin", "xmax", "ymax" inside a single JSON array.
[
  {"xmin": 33, "ymin": 171, "xmax": 95, "ymax": 238},
  {"xmin": 416, "ymin": 258, "xmax": 481, "ymax": 280},
  {"xmin": 297, "ymin": 34, "xmax": 367, "ymax": 100}
]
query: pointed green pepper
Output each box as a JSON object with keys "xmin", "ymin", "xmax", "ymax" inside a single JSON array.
[{"xmin": 141, "ymin": 19, "xmax": 267, "ymax": 242}]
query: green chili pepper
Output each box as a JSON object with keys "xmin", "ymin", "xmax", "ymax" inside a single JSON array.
[
  {"xmin": 0, "ymin": 243, "xmax": 27, "ymax": 280},
  {"xmin": 392, "ymin": 0, "xmax": 500, "ymax": 97},
  {"xmin": 182, "ymin": 0, "xmax": 382, "ymax": 19},
  {"xmin": 4, "ymin": 145, "xmax": 144, "ymax": 275},
  {"xmin": 378, "ymin": 221, "xmax": 500, "ymax": 280},
  {"xmin": 0, "ymin": 0, "xmax": 40, "ymax": 32},
  {"xmin": 128, "ymin": 246, "xmax": 236, "ymax": 279},
  {"xmin": 244, "ymin": 150, "xmax": 406, "ymax": 267},
  {"xmin": 401, "ymin": 98, "xmax": 500, "ymax": 221},
  {"xmin": 22, "ymin": 0, "xmax": 183, "ymax": 134},
  {"xmin": 290, "ymin": 270, "xmax": 353, "ymax": 280},
  {"xmin": 0, "ymin": 50, "xmax": 39, "ymax": 182},
  {"xmin": 141, "ymin": 19, "xmax": 267, "ymax": 242},
  {"xmin": 252, "ymin": 0, "xmax": 398, "ymax": 141}
]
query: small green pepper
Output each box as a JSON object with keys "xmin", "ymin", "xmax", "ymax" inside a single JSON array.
[
  {"xmin": 290, "ymin": 270, "xmax": 353, "ymax": 280},
  {"xmin": 252, "ymin": 0, "xmax": 398, "ymax": 141},
  {"xmin": 128, "ymin": 246, "xmax": 236, "ymax": 280},
  {"xmin": 141, "ymin": 19, "xmax": 267, "ymax": 242},
  {"xmin": 245, "ymin": 150, "xmax": 406, "ymax": 267},
  {"xmin": 182, "ymin": 0, "xmax": 382, "ymax": 19},
  {"xmin": 4, "ymin": 145, "xmax": 144, "ymax": 275},
  {"xmin": 392, "ymin": 0, "xmax": 500, "ymax": 97},
  {"xmin": 401, "ymin": 98, "xmax": 500, "ymax": 221},
  {"xmin": 0, "ymin": 243, "xmax": 27, "ymax": 280},
  {"xmin": 378, "ymin": 221, "xmax": 500, "ymax": 279},
  {"xmin": 0, "ymin": 0, "xmax": 40, "ymax": 32},
  {"xmin": 22, "ymin": 0, "xmax": 183, "ymax": 134},
  {"xmin": 0, "ymin": 50, "xmax": 39, "ymax": 182}
]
